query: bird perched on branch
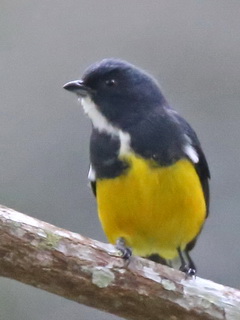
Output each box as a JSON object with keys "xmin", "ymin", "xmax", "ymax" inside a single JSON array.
[{"xmin": 64, "ymin": 58, "xmax": 210, "ymax": 275}]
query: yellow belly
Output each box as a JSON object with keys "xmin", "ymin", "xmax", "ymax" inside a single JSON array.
[{"xmin": 96, "ymin": 155, "xmax": 206, "ymax": 259}]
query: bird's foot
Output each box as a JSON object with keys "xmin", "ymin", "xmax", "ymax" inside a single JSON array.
[
  {"xmin": 116, "ymin": 237, "xmax": 132, "ymax": 266},
  {"xmin": 179, "ymin": 264, "xmax": 196, "ymax": 278},
  {"xmin": 178, "ymin": 248, "xmax": 196, "ymax": 278}
]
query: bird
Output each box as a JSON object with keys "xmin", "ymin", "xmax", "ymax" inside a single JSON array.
[{"xmin": 63, "ymin": 58, "xmax": 210, "ymax": 275}]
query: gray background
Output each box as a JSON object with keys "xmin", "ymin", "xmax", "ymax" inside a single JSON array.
[{"xmin": 1, "ymin": 1, "xmax": 240, "ymax": 319}]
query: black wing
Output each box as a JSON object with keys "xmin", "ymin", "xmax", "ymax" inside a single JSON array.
[
  {"xmin": 90, "ymin": 180, "xmax": 97, "ymax": 197},
  {"xmin": 175, "ymin": 114, "xmax": 210, "ymax": 217}
]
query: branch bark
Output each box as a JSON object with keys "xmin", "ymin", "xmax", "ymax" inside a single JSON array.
[{"xmin": 0, "ymin": 205, "xmax": 239, "ymax": 320}]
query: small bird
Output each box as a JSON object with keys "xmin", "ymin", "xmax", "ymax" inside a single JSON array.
[{"xmin": 63, "ymin": 58, "xmax": 210, "ymax": 275}]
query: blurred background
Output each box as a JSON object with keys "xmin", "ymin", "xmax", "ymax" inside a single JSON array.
[{"xmin": 1, "ymin": 1, "xmax": 240, "ymax": 319}]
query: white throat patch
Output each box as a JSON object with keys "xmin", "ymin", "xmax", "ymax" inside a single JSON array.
[{"xmin": 81, "ymin": 96, "xmax": 131, "ymax": 156}]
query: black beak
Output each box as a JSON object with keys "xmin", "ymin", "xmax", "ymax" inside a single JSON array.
[{"xmin": 63, "ymin": 80, "xmax": 91, "ymax": 97}]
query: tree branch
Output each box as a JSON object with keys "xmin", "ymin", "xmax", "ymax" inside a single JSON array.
[{"xmin": 0, "ymin": 205, "xmax": 239, "ymax": 320}]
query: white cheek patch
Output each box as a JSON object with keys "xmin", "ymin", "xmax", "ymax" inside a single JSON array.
[
  {"xmin": 81, "ymin": 96, "xmax": 131, "ymax": 156},
  {"xmin": 81, "ymin": 96, "xmax": 116, "ymax": 134}
]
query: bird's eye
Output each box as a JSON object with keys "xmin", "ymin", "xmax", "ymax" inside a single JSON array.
[{"xmin": 105, "ymin": 79, "xmax": 117, "ymax": 87}]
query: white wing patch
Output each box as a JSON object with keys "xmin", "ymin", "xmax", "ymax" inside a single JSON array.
[
  {"xmin": 183, "ymin": 144, "xmax": 199, "ymax": 163},
  {"xmin": 81, "ymin": 96, "xmax": 131, "ymax": 156},
  {"xmin": 88, "ymin": 165, "xmax": 96, "ymax": 181}
]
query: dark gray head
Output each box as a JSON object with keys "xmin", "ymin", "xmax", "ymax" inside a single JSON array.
[{"xmin": 64, "ymin": 58, "xmax": 167, "ymax": 129}]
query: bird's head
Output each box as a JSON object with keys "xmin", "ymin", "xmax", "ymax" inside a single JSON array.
[{"xmin": 63, "ymin": 58, "xmax": 166, "ymax": 130}]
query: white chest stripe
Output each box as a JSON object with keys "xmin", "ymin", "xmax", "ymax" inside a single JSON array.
[
  {"xmin": 81, "ymin": 97, "xmax": 131, "ymax": 156},
  {"xmin": 81, "ymin": 97, "xmax": 199, "ymax": 170}
]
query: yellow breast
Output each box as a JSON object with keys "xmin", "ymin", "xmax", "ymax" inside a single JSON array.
[{"xmin": 96, "ymin": 154, "xmax": 206, "ymax": 259}]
